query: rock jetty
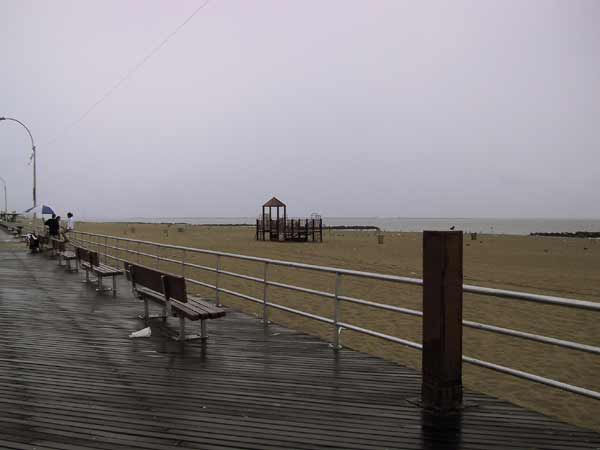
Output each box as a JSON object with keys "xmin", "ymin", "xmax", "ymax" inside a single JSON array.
[{"xmin": 530, "ymin": 231, "xmax": 600, "ymax": 238}]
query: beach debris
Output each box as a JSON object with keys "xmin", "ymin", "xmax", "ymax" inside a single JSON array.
[{"xmin": 129, "ymin": 327, "xmax": 151, "ymax": 338}]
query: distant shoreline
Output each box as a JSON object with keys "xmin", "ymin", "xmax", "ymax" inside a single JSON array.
[
  {"xmin": 100, "ymin": 221, "xmax": 382, "ymax": 231},
  {"xmin": 84, "ymin": 221, "xmax": 600, "ymax": 237},
  {"xmin": 83, "ymin": 217, "xmax": 600, "ymax": 235}
]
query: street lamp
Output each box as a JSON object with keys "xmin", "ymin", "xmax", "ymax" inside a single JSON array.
[
  {"xmin": 0, "ymin": 117, "xmax": 37, "ymax": 209},
  {"xmin": 0, "ymin": 176, "xmax": 6, "ymax": 216}
]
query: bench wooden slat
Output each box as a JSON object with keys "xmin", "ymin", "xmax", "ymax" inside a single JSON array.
[
  {"xmin": 188, "ymin": 296, "xmax": 226, "ymax": 319},
  {"xmin": 170, "ymin": 298, "xmax": 210, "ymax": 320},
  {"xmin": 136, "ymin": 285, "xmax": 165, "ymax": 303},
  {"xmin": 95, "ymin": 263, "xmax": 123, "ymax": 276},
  {"xmin": 60, "ymin": 251, "xmax": 76, "ymax": 259}
]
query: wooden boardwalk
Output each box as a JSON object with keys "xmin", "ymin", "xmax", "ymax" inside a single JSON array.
[{"xmin": 1, "ymin": 231, "xmax": 599, "ymax": 450}]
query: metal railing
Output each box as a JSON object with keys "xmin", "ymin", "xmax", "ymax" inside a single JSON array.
[{"xmin": 12, "ymin": 224, "xmax": 600, "ymax": 401}]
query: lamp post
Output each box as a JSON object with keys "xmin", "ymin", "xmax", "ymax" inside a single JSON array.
[
  {"xmin": 0, "ymin": 117, "xmax": 37, "ymax": 209},
  {"xmin": 0, "ymin": 176, "xmax": 6, "ymax": 215}
]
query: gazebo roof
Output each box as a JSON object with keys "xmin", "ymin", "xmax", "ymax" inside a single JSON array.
[{"xmin": 263, "ymin": 197, "xmax": 286, "ymax": 208}]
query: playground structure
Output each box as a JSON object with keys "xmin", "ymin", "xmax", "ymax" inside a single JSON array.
[{"xmin": 256, "ymin": 197, "xmax": 323, "ymax": 242}]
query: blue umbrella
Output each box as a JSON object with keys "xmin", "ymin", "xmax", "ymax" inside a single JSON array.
[{"xmin": 24, "ymin": 204, "xmax": 55, "ymax": 215}]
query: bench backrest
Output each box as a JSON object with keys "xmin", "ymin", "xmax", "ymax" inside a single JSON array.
[
  {"xmin": 75, "ymin": 247, "xmax": 98, "ymax": 266},
  {"xmin": 88, "ymin": 251, "xmax": 100, "ymax": 267},
  {"xmin": 52, "ymin": 239, "xmax": 66, "ymax": 252},
  {"xmin": 75, "ymin": 247, "xmax": 89, "ymax": 261},
  {"xmin": 163, "ymin": 274, "xmax": 188, "ymax": 303},
  {"xmin": 130, "ymin": 264, "xmax": 164, "ymax": 294},
  {"xmin": 129, "ymin": 264, "xmax": 188, "ymax": 303}
]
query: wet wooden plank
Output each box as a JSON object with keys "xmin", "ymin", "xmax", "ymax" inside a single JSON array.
[{"xmin": 1, "ymin": 235, "xmax": 599, "ymax": 450}]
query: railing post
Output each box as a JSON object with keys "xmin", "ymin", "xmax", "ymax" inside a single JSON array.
[
  {"xmin": 262, "ymin": 262, "xmax": 269, "ymax": 325},
  {"xmin": 332, "ymin": 272, "xmax": 342, "ymax": 350},
  {"xmin": 181, "ymin": 249, "xmax": 186, "ymax": 276},
  {"xmin": 421, "ymin": 230, "xmax": 463, "ymax": 413},
  {"xmin": 155, "ymin": 244, "xmax": 160, "ymax": 269},
  {"xmin": 215, "ymin": 254, "xmax": 222, "ymax": 306},
  {"xmin": 104, "ymin": 236, "xmax": 108, "ymax": 264}
]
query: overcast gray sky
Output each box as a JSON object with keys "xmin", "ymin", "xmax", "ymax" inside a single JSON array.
[{"xmin": 1, "ymin": 0, "xmax": 599, "ymax": 219}]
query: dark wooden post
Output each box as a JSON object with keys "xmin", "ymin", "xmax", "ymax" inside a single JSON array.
[
  {"xmin": 421, "ymin": 231, "xmax": 463, "ymax": 413},
  {"xmin": 262, "ymin": 206, "xmax": 267, "ymax": 241},
  {"xmin": 276, "ymin": 206, "xmax": 280, "ymax": 241},
  {"xmin": 269, "ymin": 206, "xmax": 272, "ymax": 240},
  {"xmin": 320, "ymin": 218, "xmax": 323, "ymax": 242}
]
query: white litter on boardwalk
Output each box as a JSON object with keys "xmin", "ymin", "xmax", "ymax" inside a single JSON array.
[{"xmin": 129, "ymin": 327, "xmax": 151, "ymax": 338}]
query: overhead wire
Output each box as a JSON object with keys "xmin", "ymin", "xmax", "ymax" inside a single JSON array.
[{"xmin": 43, "ymin": 0, "xmax": 210, "ymax": 146}]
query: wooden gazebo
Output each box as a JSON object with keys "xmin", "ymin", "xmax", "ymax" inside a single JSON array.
[{"xmin": 256, "ymin": 197, "xmax": 322, "ymax": 242}]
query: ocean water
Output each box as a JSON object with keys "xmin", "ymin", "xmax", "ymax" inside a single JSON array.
[{"xmin": 94, "ymin": 217, "xmax": 600, "ymax": 236}]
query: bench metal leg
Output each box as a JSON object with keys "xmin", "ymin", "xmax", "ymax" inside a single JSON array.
[
  {"xmin": 201, "ymin": 320, "xmax": 207, "ymax": 339},
  {"xmin": 93, "ymin": 274, "xmax": 116, "ymax": 294},
  {"xmin": 137, "ymin": 296, "xmax": 166, "ymax": 320},
  {"xmin": 179, "ymin": 316, "xmax": 186, "ymax": 341},
  {"xmin": 66, "ymin": 259, "xmax": 76, "ymax": 272},
  {"xmin": 170, "ymin": 316, "xmax": 203, "ymax": 341},
  {"xmin": 112, "ymin": 275, "xmax": 117, "ymax": 297}
]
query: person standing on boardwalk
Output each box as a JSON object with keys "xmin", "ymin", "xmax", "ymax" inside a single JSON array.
[
  {"xmin": 44, "ymin": 214, "xmax": 60, "ymax": 238},
  {"xmin": 66, "ymin": 212, "xmax": 75, "ymax": 233},
  {"xmin": 63, "ymin": 212, "xmax": 75, "ymax": 240}
]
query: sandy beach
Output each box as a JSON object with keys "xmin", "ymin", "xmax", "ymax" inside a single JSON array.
[{"xmin": 75, "ymin": 221, "xmax": 600, "ymax": 431}]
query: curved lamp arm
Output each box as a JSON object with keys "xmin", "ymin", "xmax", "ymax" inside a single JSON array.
[
  {"xmin": 0, "ymin": 117, "xmax": 37, "ymax": 208},
  {"xmin": 0, "ymin": 117, "xmax": 36, "ymax": 149}
]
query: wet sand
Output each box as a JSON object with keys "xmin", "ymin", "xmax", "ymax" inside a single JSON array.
[{"xmin": 78, "ymin": 222, "xmax": 600, "ymax": 431}]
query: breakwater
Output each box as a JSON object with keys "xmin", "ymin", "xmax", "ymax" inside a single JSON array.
[{"xmin": 530, "ymin": 231, "xmax": 600, "ymax": 238}]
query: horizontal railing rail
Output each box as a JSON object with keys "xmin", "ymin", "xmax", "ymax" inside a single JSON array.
[{"xmin": 13, "ymin": 225, "xmax": 599, "ymax": 402}]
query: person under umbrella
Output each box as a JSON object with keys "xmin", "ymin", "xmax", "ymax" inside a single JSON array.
[{"xmin": 44, "ymin": 214, "xmax": 60, "ymax": 238}]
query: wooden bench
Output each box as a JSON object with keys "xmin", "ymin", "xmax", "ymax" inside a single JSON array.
[
  {"xmin": 52, "ymin": 239, "xmax": 77, "ymax": 271},
  {"xmin": 50, "ymin": 237, "xmax": 62, "ymax": 258},
  {"xmin": 76, "ymin": 247, "xmax": 123, "ymax": 296},
  {"xmin": 128, "ymin": 263, "xmax": 226, "ymax": 341},
  {"xmin": 37, "ymin": 235, "xmax": 50, "ymax": 253},
  {"xmin": 7, "ymin": 226, "xmax": 18, "ymax": 237}
]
